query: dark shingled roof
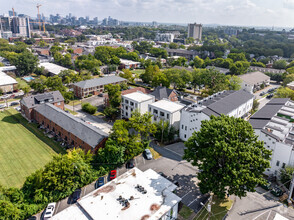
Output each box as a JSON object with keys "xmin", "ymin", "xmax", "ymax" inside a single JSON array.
[
  {"xmin": 150, "ymin": 86, "xmax": 176, "ymax": 101},
  {"xmin": 74, "ymin": 76, "xmax": 127, "ymax": 89},
  {"xmin": 203, "ymin": 90, "xmax": 254, "ymax": 116},
  {"xmin": 267, "ymin": 98, "xmax": 290, "ymax": 105},
  {"xmin": 20, "ymin": 91, "xmax": 64, "ymax": 109},
  {"xmin": 35, "ymin": 103, "xmax": 108, "ymax": 148}
]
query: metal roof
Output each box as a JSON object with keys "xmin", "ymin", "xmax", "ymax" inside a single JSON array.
[
  {"xmin": 35, "ymin": 103, "xmax": 108, "ymax": 148},
  {"xmin": 39, "ymin": 62, "xmax": 69, "ymax": 75},
  {"xmin": 74, "ymin": 76, "xmax": 127, "ymax": 89}
]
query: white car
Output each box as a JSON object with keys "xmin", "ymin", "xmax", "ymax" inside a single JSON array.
[{"xmin": 43, "ymin": 202, "xmax": 56, "ymax": 219}]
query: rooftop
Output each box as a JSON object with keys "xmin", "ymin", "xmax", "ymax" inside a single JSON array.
[
  {"xmin": 206, "ymin": 66, "xmax": 230, "ymax": 74},
  {"xmin": 149, "ymin": 99, "xmax": 185, "ymax": 113},
  {"xmin": 122, "ymin": 92, "xmax": 154, "ymax": 103},
  {"xmin": 39, "ymin": 62, "xmax": 69, "ymax": 75},
  {"xmin": 239, "ymin": 71, "xmax": 270, "ymax": 86},
  {"xmin": 52, "ymin": 168, "xmax": 181, "ymax": 220},
  {"xmin": 74, "ymin": 76, "xmax": 127, "ymax": 89},
  {"xmin": 150, "ymin": 86, "xmax": 176, "ymax": 101},
  {"xmin": 120, "ymin": 59, "xmax": 140, "ymax": 65},
  {"xmin": 35, "ymin": 103, "xmax": 108, "ymax": 148},
  {"xmin": 0, "ymin": 71, "xmax": 17, "ymax": 86},
  {"xmin": 20, "ymin": 91, "xmax": 64, "ymax": 109}
]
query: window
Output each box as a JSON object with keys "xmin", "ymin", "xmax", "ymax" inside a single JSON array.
[
  {"xmin": 160, "ymin": 111, "xmax": 164, "ymax": 117},
  {"xmin": 135, "ymin": 103, "xmax": 138, "ymax": 108},
  {"xmin": 122, "ymin": 98, "xmax": 124, "ymax": 103},
  {"xmin": 125, "ymin": 100, "xmax": 129, "ymax": 104},
  {"xmin": 126, "ymin": 112, "xmax": 128, "ymax": 116},
  {"xmin": 149, "ymin": 107, "xmax": 151, "ymax": 112},
  {"xmin": 126, "ymin": 106, "xmax": 128, "ymax": 110},
  {"xmin": 130, "ymin": 101, "xmax": 134, "ymax": 106},
  {"xmin": 185, "ymin": 126, "xmax": 187, "ymax": 131},
  {"xmin": 276, "ymin": 160, "xmax": 280, "ymax": 167},
  {"xmin": 167, "ymin": 114, "xmax": 169, "ymax": 119},
  {"xmin": 182, "ymin": 125, "xmax": 184, "ymax": 129},
  {"xmin": 153, "ymin": 109, "xmax": 158, "ymax": 114},
  {"xmin": 282, "ymin": 163, "xmax": 286, "ymax": 168},
  {"xmin": 184, "ymin": 134, "xmax": 186, "ymax": 138}
]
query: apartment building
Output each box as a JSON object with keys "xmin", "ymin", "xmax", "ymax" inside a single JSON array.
[
  {"xmin": 239, "ymin": 71, "xmax": 271, "ymax": 93},
  {"xmin": 180, "ymin": 90, "xmax": 254, "ymax": 141},
  {"xmin": 52, "ymin": 168, "xmax": 181, "ymax": 220},
  {"xmin": 20, "ymin": 91, "xmax": 65, "ymax": 121},
  {"xmin": 73, "ymin": 76, "xmax": 127, "ymax": 98},
  {"xmin": 0, "ymin": 71, "xmax": 17, "ymax": 93},
  {"xmin": 148, "ymin": 99, "xmax": 185, "ymax": 129},
  {"xmin": 121, "ymin": 92, "xmax": 155, "ymax": 119},
  {"xmin": 34, "ymin": 103, "xmax": 107, "ymax": 153},
  {"xmin": 249, "ymin": 98, "xmax": 294, "ymax": 175},
  {"xmin": 187, "ymin": 23, "xmax": 202, "ymax": 41},
  {"xmin": 155, "ymin": 33, "xmax": 175, "ymax": 42}
]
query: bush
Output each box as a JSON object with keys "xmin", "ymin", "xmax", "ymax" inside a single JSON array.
[{"xmin": 82, "ymin": 102, "xmax": 97, "ymax": 114}]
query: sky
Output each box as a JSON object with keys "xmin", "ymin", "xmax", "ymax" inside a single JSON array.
[{"xmin": 1, "ymin": 0, "xmax": 294, "ymax": 27}]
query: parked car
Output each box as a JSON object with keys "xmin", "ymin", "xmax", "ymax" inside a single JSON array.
[
  {"xmin": 260, "ymin": 92, "xmax": 265, "ymax": 96},
  {"xmin": 10, "ymin": 101, "xmax": 19, "ymax": 106},
  {"xmin": 260, "ymin": 180, "xmax": 272, "ymax": 191},
  {"xmin": 109, "ymin": 170, "xmax": 117, "ymax": 180},
  {"xmin": 126, "ymin": 159, "xmax": 135, "ymax": 168},
  {"xmin": 43, "ymin": 202, "xmax": 56, "ymax": 219},
  {"xmin": 98, "ymin": 93, "xmax": 104, "ymax": 97},
  {"xmin": 68, "ymin": 189, "xmax": 81, "ymax": 204},
  {"xmin": 270, "ymin": 186, "xmax": 283, "ymax": 197},
  {"xmin": 143, "ymin": 149, "xmax": 153, "ymax": 160},
  {"xmin": 95, "ymin": 177, "xmax": 105, "ymax": 189},
  {"xmin": 0, "ymin": 104, "xmax": 6, "ymax": 109},
  {"xmin": 266, "ymin": 94, "xmax": 274, "ymax": 99}
]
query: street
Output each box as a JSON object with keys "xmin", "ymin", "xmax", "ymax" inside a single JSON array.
[{"xmin": 254, "ymin": 82, "xmax": 280, "ymax": 110}]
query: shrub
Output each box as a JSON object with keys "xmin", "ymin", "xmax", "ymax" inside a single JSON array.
[{"xmin": 82, "ymin": 102, "xmax": 97, "ymax": 114}]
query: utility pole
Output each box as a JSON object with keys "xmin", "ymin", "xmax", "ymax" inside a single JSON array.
[
  {"xmin": 288, "ymin": 171, "xmax": 294, "ymax": 204},
  {"xmin": 207, "ymin": 194, "xmax": 213, "ymax": 220}
]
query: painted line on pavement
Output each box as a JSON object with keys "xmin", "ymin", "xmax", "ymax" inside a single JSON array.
[
  {"xmin": 164, "ymin": 147, "xmax": 183, "ymax": 157},
  {"xmin": 188, "ymin": 197, "xmax": 199, "ymax": 207},
  {"xmin": 181, "ymin": 190, "xmax": 193, "ymax": 199}
]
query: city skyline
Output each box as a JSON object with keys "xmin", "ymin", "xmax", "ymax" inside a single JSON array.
[{"xmin": 1, "ymin": 0, "xmax": 294, "ymax": 28}]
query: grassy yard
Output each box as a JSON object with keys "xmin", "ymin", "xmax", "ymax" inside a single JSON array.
[
  {"xmin": 179, "ymin": 204, "xmax": 194, "ymax": 219},
  {"xmin": 0, "ymin": 109, "xmax": 65, "ymax": 188},
  {"xmin": 15, "ymin": 77, "xmax": 28, "ymax": 89},
  {"xmin": 65, "ymin": 108, "xmax": 78, "ymax": 115},
  {"xmin": 131, "ymin": 69, "xmax": 145, "ymax": 75},
  {"xmin": 194, "ymin": 197, "xmax": 233, "ymax": 220}
]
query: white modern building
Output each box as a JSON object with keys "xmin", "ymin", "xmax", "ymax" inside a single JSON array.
[
  {"xmin": 148, "ymin": 99, "xmax": 185, "ymax": 129},
  {"xmin": 155, "ymin": 33, "xmax": 175, "ymax": 43},
  {"xmin": 180, "ymin": 90, "xmax": 254, "ymax": 141},
  {"xmin": 249, "ymin": 98, "xmax": 294, "ymax": 176},
  {"xmin": 52, "ymin": 168, "xmax": 181, "ymax": 220},
  {"xmin": 121, "ymin": 92, "xmax": 155, "ymax": 119},
  {"xmin": 187, "ymin": 23, "xmax": 202, "ymax": 41}
]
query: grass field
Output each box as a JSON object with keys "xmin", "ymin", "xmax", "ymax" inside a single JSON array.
[
  {"xmin": 0, "ymin": 109, "xmax": 59, "ymax": 188},
  {"xmin": 15, "ymin": 77, "xmax": 29, "ymax": 89}
]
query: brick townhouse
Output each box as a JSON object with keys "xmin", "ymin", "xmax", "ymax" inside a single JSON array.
[
  {"xmin": 20, "ymin": 91, "xmax": 65, "ymax": 121},
  {"xmin": 34, "ymin": 103, "xmax": 108, "ymax": 153},
  {"xmin": 73, "ymin": 76, "xmax": 127, "ymax": 98}
]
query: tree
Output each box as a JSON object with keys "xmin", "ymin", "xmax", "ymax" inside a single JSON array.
[
  {"xmin": 283, "ymin": 74, "xmax": 294, "ymax": 86},
  {"xmin": 82, "ymin": 103, "xmax": 97, "ymax": 114},
  {"xmin": 119, "ymin": 69, "xmax": 135, "ymax": 83},
  {"xmin": 227, "ymin": 53, "xmax": 247, "ymax": 62},
  {"xmin": 229, "ymin": 61, "xmax": 250, "ymax": 75},
  {"xmin": 152, "ymin": 71, "xmax": 170, "ymax": 88},
  {"xmin": 280, "ymin": 166, "xmax": 294, "ymax": 188},
  {"xmin": 274, "ymin": 87, "xmax": 294, "ymax": 100},
  {"xmin": 13, "ymin": 50, "xmax": 38, "ymax": 76},
  {"xmin": 22, "ymin": 85, "xmax": 31, "ymax": 95},
  {"xmin": 228, "ymin": 75, "xmax": 241, "ymax": 90},
  {"xmin": 104, "ymin": 84, "xmax": 121, "ymax": 119},
  {"xmin": 169, "ymin": 42, "xmax": 178, "ymax": 49},
  {"xmin": 191, "ymin": 69, "xmax": 203, "ymax": 93},
  {"xmin": 184, "ymin": 115, "xmax": 271, "ymax": 199},
  {"xmin": 154, "ymin": 120, "xmax": 177, "ymax": 144},
  {"xmin": 192, "ymin": 56, "xmax": 204, "ymax": 68},
  {"xmin": 273, "ymin": 60, "xmax": 287, "ymax": 69}
]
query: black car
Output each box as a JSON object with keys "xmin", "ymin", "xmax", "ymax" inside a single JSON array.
[
  {"xmin": 10, "ymin": 102, "xmax": 19, "ymax": 106},
  {"xmin": 68, "ymin": 189, "xmax": 81, "ymax": 204},
  {"xmin": 126, "ymin": 159, "xmax": 135, "ymax": 168},
  {"xmin": 266, "ymin": 94, "xmax": 274, "ymax": 99}
]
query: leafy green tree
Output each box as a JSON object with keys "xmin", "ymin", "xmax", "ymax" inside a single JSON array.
[
  {"xmin": 273, "ymin": 60, "xmax": 287, "ymax": 69},
  {"xmin": 149, "ymin": 48, "xmax": 168, "ymax": 59},
  {"xmin": 154, "ymin": 120, "xmax": 177, "ymax": 144},
  {"xmin": 29, "ymin": 76, "xmax": 47, "ymax": 93},
  {"xmin": 227, "ymin": 53, "xmax": 247, "ymax": 62},
  {"xmin": 191, "ymin": 69, "xmax": 203, "ymax": 93},
  {"xmin": 169, "ymin": 42, "xmax": 178, "ymax": 49},
  {"xmin": 228, "ymin": 75, "xmax": 241, "ymax": 90},
  {"xmin": 184, "ymin": 115, "xmax": 271, "ymax": 199},
  {"xmin": 229, "ymin": 61, "xmax": 250, "ymax": 75},
  {"xmin": 140, "ymin": 65, "xmax": 160, "ymax": 84},
  {"xmin": 280, "ymin": 166, "xmax": 294, "ymax": 188},
  {"xmin": 192, "ymin": 56, "xmax": 204, "ymax": 68},
  {"xmin": 0, "ymin": 62, "xmax": 4, "ymax": 67},
  {"xmin": 104, "ymin": 84, "xmax": 121, "ymax": 119},
  {"xmin": 119, "ymin": 69, "xmax": 135, "ymax": 83},
  {"xmin": 274, "ymin": 87, "xmax": 294, "ymax": 100},
  {"xmin": 152, "ymin": 71, "xmax": 170, "ymax": 88},
  {"xmin": 13, "ymin": 50, "xmax": 38, "ymax": 76},
  {"xmin": 283, "ymin": 74, "xmax": 294, "ymax": 86},
  {"xmin": 171, "ymin": 57, "xmax": 187, "ymax": 67},
  {"xmin": 82, "ymin": 103, "xmax": 97, "ymax": 114}
]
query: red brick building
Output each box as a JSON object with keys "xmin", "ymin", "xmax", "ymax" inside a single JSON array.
[
  {"xmin": 73, "ymin": 76, "xmax": 127, "ymax": 98},
  {"xmin": 20, "ymin": 91, "xmax": 65, "ymax": 121},
  {"xmin": 34, "ymin": 103, "xmax": 107, "ymax": 153}
]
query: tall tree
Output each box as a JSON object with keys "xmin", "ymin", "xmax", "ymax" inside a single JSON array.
[
  {"xmin": 13, "ymin": 50, "xmax": 38, "ymax": 76},
  {"xmin": 184, "ymin": 115, "xmax": 271, "ymax": 199}
]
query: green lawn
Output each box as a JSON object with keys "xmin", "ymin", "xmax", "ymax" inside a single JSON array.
[
  {"xmin": 179, "ymin": 204, "xmax": 194, "ymax": 219},
  {"xmin": 0, "ymin": 109, "xmax": 60, "ymax": 188},
  {"xmin": 131, "ymin": 69, "xmax": 145, "ymax": 75},
  {"xmin": 194, "ymin": 197, "xmax": 233, "ymax": 220},
  {"xmin": 15, "ymin": 77, "xmax": 28, "ymax": 89}
]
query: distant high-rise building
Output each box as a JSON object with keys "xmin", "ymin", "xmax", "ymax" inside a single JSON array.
[
  {"xmin": 187, "ymin": 23, "xmax": 202, "ymax": 41},
  {"xmin": 93, "ymin": 17, "xmax": 98, "ymax": 25},
  {"xmin": 86, "ymin": 16, "xmax": 89, "ymax": 22},
  {"xmin": 11, "ymin": 16, "xmax": 31, "ymax": 38}
]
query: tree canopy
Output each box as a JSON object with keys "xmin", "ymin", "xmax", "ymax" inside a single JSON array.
[{"xmin": 184, "ymin": 115, "xmax": 271, "ymax": 199}]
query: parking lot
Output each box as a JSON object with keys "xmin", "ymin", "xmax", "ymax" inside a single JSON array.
[{"xmin": 35, "ymin": 141, "xmax": 206, "ymax": 219}]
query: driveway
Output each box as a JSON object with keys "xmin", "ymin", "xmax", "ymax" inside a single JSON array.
[
  {"xmin": 254, "ymin": 83, "xmax": 281, "ymax": 110},
  {"xmin": 227, "ymin": 187, "xmax": 294, "ymax": 220}
]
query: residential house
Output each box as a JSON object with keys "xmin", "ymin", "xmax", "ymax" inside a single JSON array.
[
  {"xmin": 180, "ymin": 90, "xmax": 254, "ymax": 141},
  {"xmin": 166, "ymin": 48, "xmax": 199, "ymax": 60},
  {"xmin": 249, "ymin": 66, "xmax": 286, "ymax": 74},
  {"xmin": 206, "ymin": 66, "xmax": 230, "ymax": 75},
  {"xmin": 73, "ymin": 76, "xmax": 127, "ymax": 98},
  {"xmin": 239, "ymin": 71, "xmax": 271, "ymax": 93},
  {"xmin": 150, "ymin": 86, "xmax": 178, "ymax": 102},
  {"xmin": 121, "ymin": 92, "xmax": 155, "ymax": 119},
  {"xmin": 148, "ymin": 99, "xmax": 185, "ymax": 129},
  {"xmin": 34, "ymin": 103, "xmax": 107, "ymax": 153},
  {"xmin": 52, "ymin": 168, "xmax": 181, "ymax": 220},
  {"xmin": 249, "ymin": 98, "xmax": 294, "ymax": 175},
  {"xmin": 20, "ymin": 91, "xmax": 64, "ymax": 121},
  {"xmin": 119, "ymin": 59, "xmax": 140, "ymax": 70}
]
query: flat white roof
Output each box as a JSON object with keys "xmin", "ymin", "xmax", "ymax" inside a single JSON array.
[
  {"xmin": 52, "ymin": 168, "xmax": 181, "ymax": 220},
  {"xmin": 122, "ymin": 92, "xmax": 154, "ymax": 103},
  {"xmin": 149, "ymin": 99, "xmax": 185, "ymax": 113},
  {"xmin": 0, "ymin": 72, "xmax": 17, "ymax": 86},
  {"xmin": 120, "ymin": 59, "xmax": 140, "ymax": 65},
  {"xmin": 39, "ymin": 62, "xmax": 69, "ymax": 75}
]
